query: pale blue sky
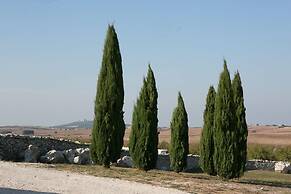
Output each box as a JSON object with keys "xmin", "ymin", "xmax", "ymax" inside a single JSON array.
[{"xmin": 0, "ymin": 1, "xmax": 291, "ymax": 126}]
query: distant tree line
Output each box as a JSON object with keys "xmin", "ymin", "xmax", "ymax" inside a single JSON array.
[{"xmin": 90, "ymin": 25, "xmax": 248, "ymax": 179}]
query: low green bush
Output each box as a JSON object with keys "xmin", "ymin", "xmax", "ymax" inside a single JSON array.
[
  {"xmin": 248, "ymin": 144, "xmax": 291, "ymax": 162},
  {"xmin": 158, "ymin": 141, "xmax": 170, "ymax": 149},
  {"xmin": 247, "ymin": 145, "xmax": 275, "ymax": 160},
  {"xmin": 158, "ymin": 141, "xmax": 200, "ymax": 155},
  {"xmin": 275, "ymin": 146, "xmax": 291, "ymax": 161},
  {"xmin": 189, "ymin": 143, "xmax": 200, "ymax": 155}
]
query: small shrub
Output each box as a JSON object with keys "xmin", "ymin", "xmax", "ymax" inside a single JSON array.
[
  {"xmin": 189, "ymin": 143, "xmax": 200, "ymax": 155},
  {"xmin": 158, "ymin": 142, "xmax": 200, "ymax": 155},
  {"xmin": 158, "ymin": 141, "xmax": 169, "ymax": 149},
  {"xmin": 275, "ymin": 146, "xmax": 291, "ymax": 162},
  {"xmin": 248, "ymin": 145, "xmax": 275, "ymax": 160}
]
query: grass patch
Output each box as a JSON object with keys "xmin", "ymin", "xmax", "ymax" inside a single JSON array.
[
  {"xmin": 49, "ymin": 164, "xmax": 291, "ymax": 193},
  {"xmin": 241, "ymin": 170, "xmax": 291, "ymax": 185},
  {"xmin": 239, "ymin": 170, "xmax": 291, "ymax": 190}
]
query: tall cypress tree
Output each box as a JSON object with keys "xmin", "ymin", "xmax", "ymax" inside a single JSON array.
[
  {"xmin": 170, "ymin": 92, "xmax": 189, "ymax": 172},
  {"xmin": 129, "ymin": 65, "xmax": 158, "ymax": 171},
  {"xmin": 91, "ymin": 25, "xmax": 125, "ymax": 167},
  {"xmin": 200, "ymin": 86, "xmax": 216, "ymax": 175},
  {"xmin": 232, "ymin": 72, "xmax": 248, "ymax": 176},
  {"xmin": 214, "ymin": 60, "xmax": 238, "ymax": 179}
]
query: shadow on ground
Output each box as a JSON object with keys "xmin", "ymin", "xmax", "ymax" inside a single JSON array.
[{"xmin": 0, "ymin": 188, "xmax": 57, "ymax": 194}]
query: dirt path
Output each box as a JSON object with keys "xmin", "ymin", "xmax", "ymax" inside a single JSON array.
[{"xmin": 0, "ymin": 161, "xmax": 187, "ymax": 194}]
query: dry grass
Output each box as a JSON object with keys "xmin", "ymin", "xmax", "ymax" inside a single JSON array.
[{"xmin": 47, "ymin": 164, "xmax": 291, "ymax": 194}]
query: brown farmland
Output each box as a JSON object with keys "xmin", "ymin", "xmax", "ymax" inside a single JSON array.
[{"xmin": 1, "ymin": 125, "xmax": 291, "ymax": 146}]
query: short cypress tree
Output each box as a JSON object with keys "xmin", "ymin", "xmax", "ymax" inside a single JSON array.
[
  {"xmin": 200, "ymin": 86, "xmax": 216, "ymax": 175},
  {"xmin": 232, "ymin": 72, "xmax": 248, "ymax": 176},
  {"xmin": 129, "ymin": 65, "xmax": 158, "ymax": 171},
  {"xmin": 213, "ymin": 60, "xmax": 238, "ymax": 179},
  {"xmin": 170, "ymin": 92, "xmax": 189, "ymax": 172},
  {"xmin": 91, "ymin": 25, "xmax": 125, "ymax": 167}
]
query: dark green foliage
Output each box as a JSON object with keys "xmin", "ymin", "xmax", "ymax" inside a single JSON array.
[
  {"xmin": 129, "ymin": 65, "xmax": 158, "ymax": 171},
  {"xmin": 200, "ymin": 86, "xmax": 216, "ymax": 175},
  {"xmin": 232, "ymin": 72, "xmax": 248, "ymax": 176},
  {"xmin": 213, "ymin": 60, "xmax": 238, "ymax": 179},
  {"xmin": 91, "ymin": 25, "xmax": 125, "ymax": 167},
  {"xmin": 170, "ymin": 92, "xmax": 189, "ymax": 172}
]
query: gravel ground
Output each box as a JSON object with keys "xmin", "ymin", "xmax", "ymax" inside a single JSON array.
[{"xmin": 0, "ymin": 161, "xmax": 187, "ymax": 194}]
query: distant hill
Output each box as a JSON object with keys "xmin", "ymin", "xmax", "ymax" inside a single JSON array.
[
  {"xmin": 51, "ymin": 120, "xmax": 93, "ymax": 129},
  {"xmin": 51, "ymin": 120, "xmax": 131, "ymax": 129}
]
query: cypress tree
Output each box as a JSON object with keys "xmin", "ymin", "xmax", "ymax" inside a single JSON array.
[
  {"xmin": 200, "ymin": 86, "xmax": 216, "ymax": 175},
  {"xmin": 91, "ymin": 25, "xmax": 125, "ymax": 167},
  {"xmin": 213, "ymin": 60, "xmax": 238, "ymax": 179},
  {"xmin": 232, "ymin": 72, "xmax": 248, "ymax": 176},
  {"xmin": 170, "ymin": 92, "xmax": 189, "ymax": 172},
  {"xmin": 129, "ymin": 65, "xmax": 158, "ymax": 171}
]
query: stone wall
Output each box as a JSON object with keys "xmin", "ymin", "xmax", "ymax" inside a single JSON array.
[
  {"xmin": 246, "ymin": 159, "xmax": 276, "ymax": 171},
  {"xmin": 0, "ymin": 135, "xmax": 288, "ymax": 174},
  {"xmin": 0, "ymin": 134, "xmax": 89, "ymax": 161},
  {"xmin": 121, "ymin": 149, "xmax": 284, "ymax": 173},
  {"xmin": 155, "ymin": 154, "xmax": 201, "ymax": 172},
  {"xmin": 155, "ymin": 155, "xmax": 280, "ymax": 172},
  {"xmin": 157, "ymin": 156, "xmax": 280, "ymax": 172}
]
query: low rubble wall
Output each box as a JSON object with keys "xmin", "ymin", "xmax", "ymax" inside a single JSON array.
[
  {"xmin": 0, "ymin": 135, "xmax": 289, "ymax": 174},
  {"xmin": 0, "ymin": 134, "xmax": 88, "ymax": 161}
]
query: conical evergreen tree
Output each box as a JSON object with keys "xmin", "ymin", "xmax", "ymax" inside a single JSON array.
[
  {"xmin": 200, "ymin": 86, "xmax": 216, "ymax": 175},
  {"xmin": 232, "ymin": 72, "xmax": 248, "ymax": 176},
  {"xmin": 129, "ymin": 65, "xmax": 158, "ymax": 171},
  {"xmin": 91, "ymin": 25, "xmax": 125, "ymax": 167},
  {"xmin": 170, "ymin": 92, "xmax": 189, "ymax": 172},
  {"xmin": 213, "ymin": 60, "xmax": 238, "ymax": 179}
]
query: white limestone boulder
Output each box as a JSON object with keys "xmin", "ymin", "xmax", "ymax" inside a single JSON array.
[
  {"xmin": 275, "ymin": 161, "xmax": 291, "ymax": 174},
  {"xmin": 73, "ymin": 148, "xmax": 91, "ymax": 164},
  {"xmin": 63, "ymin": 149, "xmax": 76, "ymax": 164},
  {"xmin": 117, "ymin": 156, "xmax": 133, "ymax": 168},
  {"xmin": 158, "ymin": 149, "xmax": 169, "ymax": 155},
  {"xmin": 24, "ymin": 144, "xmax": 40, "ymax": 163},
  {"xmin": 40, "ymin": 150, "xmax": 65, "ymax": 164}
]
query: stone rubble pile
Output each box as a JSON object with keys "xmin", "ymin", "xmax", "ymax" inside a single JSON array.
[
  {"xmin": 23, "ymin": 145, "xmax": 92, "ymax": 165},
  {"xmin": 0, "ymin": 134, "xmax": 88, "ymax": 161}
]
